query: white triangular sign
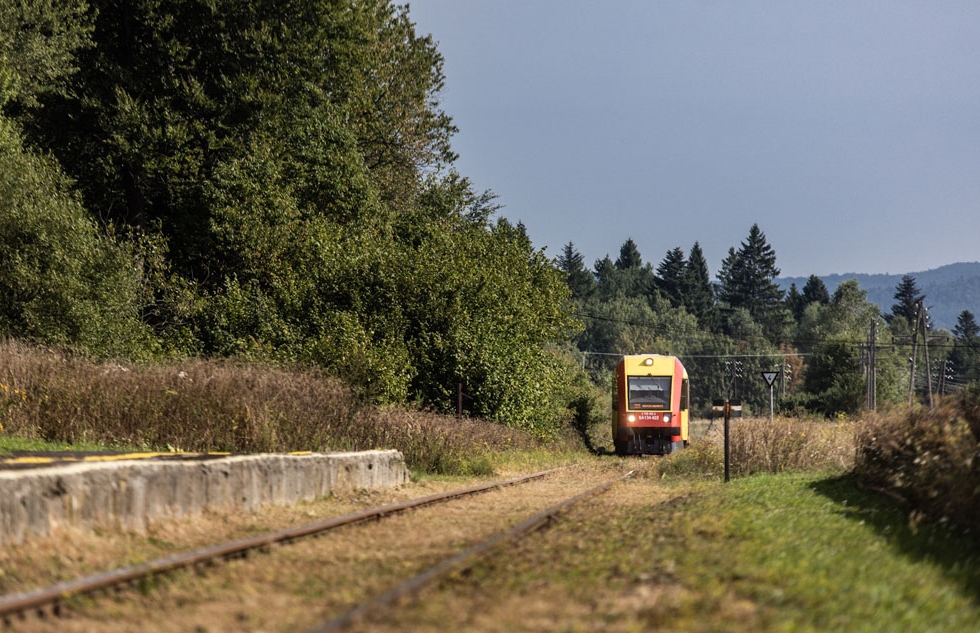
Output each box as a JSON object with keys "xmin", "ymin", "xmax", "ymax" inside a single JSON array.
[{"xmin": 762, "ymin": 371, "xmax": 779, "ymax": 387}]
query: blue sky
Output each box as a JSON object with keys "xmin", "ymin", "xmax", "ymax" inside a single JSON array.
[{"xmin": 407, "ymin": 1, "xmax": 980, "ymax": 278}]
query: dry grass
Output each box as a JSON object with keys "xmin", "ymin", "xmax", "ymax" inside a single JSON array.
[
  {"xmin": 0, "ymin": 339, "xmax": 540, "ymax": 474},
  {"xmin": 729, "ymin": 415, "xmax": 855, "ymax": 475},
  {"xmin": 659, "ymin": 416, "xmax": 855, "ymax": 479}
]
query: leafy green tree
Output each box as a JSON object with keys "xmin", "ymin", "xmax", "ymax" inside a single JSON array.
[
  {"xmin": 21, "ymin": 0, "xmax": 452, "ymax": 278},
  {"xmin": 0, "ymin": 0, "xmax": 152, "ymax": 357},
  {"xmin": 0, "ymin": 122, "xmax": 152, "ymax": 356},
  {"xmin": 0, "ymin": 0, "xmax": 93, "ymax": 110},
  {"xmin": 796, "ymin": 280, "xmax": 905, "ymax": 413},
  {"xmin": 716, "ymin": 224, "xmax": 789, "ymax": 343},
  {"xmin": 557, "ymin": 242, "xmax": 596, "ymax": 301},
  {"xmin": 7, "ymin": 0, "xmax": 585, "ymax": 432},
  {"xmin": 576, "ymin": 293, "xmax": 698, "ymax": 367},
  {"xmin": 803, "ymin": 341, "xmax": 865, "ymax": 416}
]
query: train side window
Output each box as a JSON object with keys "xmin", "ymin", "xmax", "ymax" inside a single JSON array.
[{"xmin": 681, "ymin": 378, "xmax": 690, "ymax": 411}]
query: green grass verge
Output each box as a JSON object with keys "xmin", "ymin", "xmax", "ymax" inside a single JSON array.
[
  {"xmin": 651, "ymin": 473, "xmax": 980, "ymax": 632},
  {"xmin": 0, "ymin": 435, "xmax": 130, "ymax": 455}
]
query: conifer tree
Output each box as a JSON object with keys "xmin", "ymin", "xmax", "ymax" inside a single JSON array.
[
  {"xmin": 888, "ymin": 274, "xmax": 926, "ymax": 330},
  {"xmin": 716, "ymin": 224, "xmax": 787, "ymax": 341},
  {"xmin": 802, "ymin": 275, "xmax": 831, "ymax": 306},
  {"xmin": 787, "ymin": 283, "xmax": 805, "ymax": 321},
  {"xmin": 683, "ymin": 242, "xmax": 717, "ymax": 331},
  {"xmin": 557, "ymin": 242, "xmax": 595, "ymax": 301},
  {"xmin": 615, "ymin": 238, "xmax": 643, "ymax": 270},
  {"xmin": 953, "ymin": 310, "xmax": 980, "ymax": 341},
  {"xmin": 656, "ymin": 246, "xmax": 686, "ymax": 309},
  {"xmin": 950, "ymin": 310, "xmax": 980, "ymax": 386}
]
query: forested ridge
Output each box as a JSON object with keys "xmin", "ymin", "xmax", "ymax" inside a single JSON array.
[
  {"xmin": 777, "ymin": 262, "xmax": 980, "ymax": 331},
  {"xmin": 3, "ymin": 1, "xmax": 979, "ymax": 435}
]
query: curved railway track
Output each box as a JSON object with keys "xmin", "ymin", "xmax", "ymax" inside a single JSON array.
[{"xmin": 0, "ymin": 467, "xmax": 562, "ymax": 625}]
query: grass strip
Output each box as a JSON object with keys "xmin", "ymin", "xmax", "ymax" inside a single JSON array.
[{"xmin": 646, "ymin": 473, "xmax": 980, "ymax": 632}]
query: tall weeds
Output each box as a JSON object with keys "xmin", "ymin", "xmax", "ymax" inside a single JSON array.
[
  {"xmin": 657, "ymin": 416, "xmax": 854, "ymax": 479},
  {"xmin": 730, "ymin": 416, "xmax": 855, "ymax": 475},
  {"xmin": 0, "ymin": 340, "xmax": 537, "ymax": 474}
]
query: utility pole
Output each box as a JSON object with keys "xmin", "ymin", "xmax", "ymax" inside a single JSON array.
[
  {"xmin": 921, "ymin": 303, "xmax": 933, "ymax": 407},
  {"xmin": 908, "ymin": 301, "xmax": 921, "ymax": 405},
  {"xmin": 866, "ymin": 319, "xmax": 877, "ymax": 411},
  {"xmin": 906, "ymin": 300, "xmax": 934, "ymax": 407}
]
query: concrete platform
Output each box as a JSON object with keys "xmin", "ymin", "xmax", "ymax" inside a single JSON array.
[{"xmin": 0, "ymin": 450, "xmax": 410, "ymax": 546}]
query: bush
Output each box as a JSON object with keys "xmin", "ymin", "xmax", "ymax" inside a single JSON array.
[
  {"xmin": 854, "ymin": 390, "xmax": 980, "ymax": 530},
  {"xmin": 0, "ymin": 123, "xmax": 153, "ymax": 357}
]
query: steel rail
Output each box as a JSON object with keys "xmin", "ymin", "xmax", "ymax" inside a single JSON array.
[
  {"xmin": 306, "ymin": 469, "xmax": 635, "ymax": 633},
  {"xmin": 0, "ymin": 467, "xmax": 562, "ymax": 622}
]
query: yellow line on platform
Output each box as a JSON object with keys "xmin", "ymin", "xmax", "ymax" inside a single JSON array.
[{"xmin": 1, "ymin": 451, "xmax": 233, "ymax": 465}]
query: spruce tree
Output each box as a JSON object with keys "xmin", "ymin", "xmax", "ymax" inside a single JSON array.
[
  {"xmin": 656, "ymin": 246, "xmax": 686, "ymax": 309},
  {"xmin": 787, "ymin": 283, "xmax": 805, "ymax": 321},
  {"xmin": 888, "ymin": 274, "xmax": 925, "ymax": 329},
  {"xmin": 802, "ymin": 275, "xmax": 831, "ymax": 306},
  {"xmin": 716, "ymin": 224, "xmax": 787, "ymax": 341},
  {"xmin": 683, "ymin": 242, "xmax": 717, "ymax": 331},
  {"xmin": 615, "ymin": 238, "xmax": 643, "ymax": 270},
  {"xmin": 557, "ymin": 242, "xmax": 595, "ymax": 301},
  {"xmin": 953, "ymin": 310, "xmax": 980, "ymax": 341}
]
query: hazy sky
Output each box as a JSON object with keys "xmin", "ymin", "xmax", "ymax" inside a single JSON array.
[{"xmin": 407, "ymin": 1, "xmax": 980, "ymax": 278}]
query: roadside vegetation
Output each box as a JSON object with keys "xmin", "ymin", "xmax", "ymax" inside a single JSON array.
[
  {"xmin": 854, "ymin": 387, "xmax": 980, "ymax": 530},
  {"xmin": 0, "ymin": 339, "xmax": 552, "ymax": 476}
]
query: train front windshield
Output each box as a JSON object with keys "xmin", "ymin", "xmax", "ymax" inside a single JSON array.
[{"xmin": 627, "ymin": 376, "xmax": 671, "ymax": 410}]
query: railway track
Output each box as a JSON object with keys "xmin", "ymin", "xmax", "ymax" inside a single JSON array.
[
  {"xmin": 4, "ymin": 465, "xmax": 643, "ymax": 632},
  {"xmin": 310, "ymin": 469, "xmax": 634, "ymax": 632},
  {"xmin": 0, "ymin": 467, "xmax": 563, "ymax": 626}
]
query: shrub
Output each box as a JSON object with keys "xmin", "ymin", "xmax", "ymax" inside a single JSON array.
[
  {"xmin": 854, "ymin": 390, "xmax": 980, "ymax": 529},
  {"xmin": 0, "ymin": 124, "xmax": 153, "ymax": 358}
]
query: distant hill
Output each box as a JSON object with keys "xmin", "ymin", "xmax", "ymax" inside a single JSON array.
[{"xmin": 776, "ymin": 262, "xmax": 980, "ymax": 330}]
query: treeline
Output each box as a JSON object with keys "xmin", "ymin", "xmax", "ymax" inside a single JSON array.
[
  {"xmin": 0, "ymin": 1, "xmax": 583, "ymax": 435},
  {"xmin": 559, "ymin": 227, "xmax": 980, "ymax": 415},
  {"xmin": 4, "ymin": 1, "xmax": 978, "ymax": 435}
]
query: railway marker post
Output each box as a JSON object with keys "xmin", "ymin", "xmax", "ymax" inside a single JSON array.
[{"xmin": 714, "ymin": 398, "xmax": 742, "ymax": 482}]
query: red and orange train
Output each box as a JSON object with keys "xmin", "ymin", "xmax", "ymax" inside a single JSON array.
[{"xmin": 612, "ymin": 354, "xmax": 690, "ymax": 455}]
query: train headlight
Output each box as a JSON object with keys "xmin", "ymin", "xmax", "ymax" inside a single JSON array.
[
  {"xmin": 663, "ymin": 413, "xmax": 671, "ymax": 423},
  {"xmin": 627, "ymin": 414, "xmax": 636, "ymax": 423}
]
